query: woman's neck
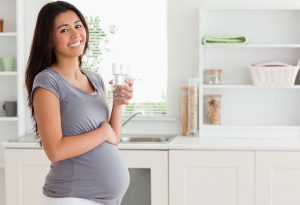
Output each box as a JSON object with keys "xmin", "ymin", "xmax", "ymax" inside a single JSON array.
[{"xmin": 52, "ymin": 57, "xmax": 82, "ymax": 79}]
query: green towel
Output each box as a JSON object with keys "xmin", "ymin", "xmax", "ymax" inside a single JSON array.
[{"xmin": 202, "ymin": 35, "xmax": 248, "ymax": 45}]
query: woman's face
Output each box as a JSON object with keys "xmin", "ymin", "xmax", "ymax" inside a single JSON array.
[{"xmin": 52, "ymin": 10, "xmax": 86, "ymax": 60}]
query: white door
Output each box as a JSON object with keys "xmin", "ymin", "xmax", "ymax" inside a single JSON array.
[
  {"xmin": 5, "ymin": 149, "xmax": 50, "ymax": 205},
  {"xmin": 169, "ymin": 150, "xmax": 254, "ymax": 205},
  {"xmin": 256, "ymin": 151, "xmax": 300, "ymax": 205}
]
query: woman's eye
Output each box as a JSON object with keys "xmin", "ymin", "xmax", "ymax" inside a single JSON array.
[
  {"xmin": 60, "ymin": 28, "xmax": 68, "ymax": 33},
  {"xmin": 75, "ymin": 25, "xmax": 83, "ymax": 29}
]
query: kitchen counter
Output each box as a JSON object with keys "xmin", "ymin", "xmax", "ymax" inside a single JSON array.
[
  {"xmin": 3, "ymin": 135, "xmax": 300, "ymax": 151},
  {"xmin": 170, "ymin": 136, "xmax": 300, "ymax": 150},
  {"xmin": 1, "ymin": 134, "xmax": 170, "ymax": 150}
]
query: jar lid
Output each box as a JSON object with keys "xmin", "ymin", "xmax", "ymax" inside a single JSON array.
[
  {"xmin": 204, "ymin": 94, "xmax": 221, "ymax": 98},
  {"xmin": 181, "ymin": 86, "xmax": 188, "ymax": 91},
  {"xmin": 204, "ymin": 69, "xmax": 222, "ymax": 73}
]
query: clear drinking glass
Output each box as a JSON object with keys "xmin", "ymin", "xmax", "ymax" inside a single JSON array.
[{"xmin": 112, "ymin": 63, "xmax": 130, "ymax": 99}]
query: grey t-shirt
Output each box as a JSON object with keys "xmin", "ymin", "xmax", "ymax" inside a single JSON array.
[{"xmin": 32, "ymin": 68, "xmax": 129, "ymax": 205}]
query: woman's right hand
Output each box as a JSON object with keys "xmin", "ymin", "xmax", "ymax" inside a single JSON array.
[{"xmin": 100, "ymin": 122, "xmax": 118, "ymax": 145}]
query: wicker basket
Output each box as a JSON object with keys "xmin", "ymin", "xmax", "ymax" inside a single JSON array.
[{"xmin": 248, "ymin": 65, "xmax": 300, "ymax": 87}]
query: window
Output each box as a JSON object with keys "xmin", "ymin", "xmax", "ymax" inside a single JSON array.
[{"xmin": 68, "ymin": 0, "xmax": 168, "ymax": 116}]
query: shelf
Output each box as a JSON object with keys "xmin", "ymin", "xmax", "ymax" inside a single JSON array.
[
  {"xmin": 0, "ymin": 32, "xmax": 17, "ymax": 37},
  {"xmin": 0, "ymin": 117, "xmax": 18, "ymax": 122},
  {"xmin": 201, "ymin": 44, "xmax": 300, "ymax": 48},
  {"xmin": 202, "ymin": 125, "xmax": 300, "ymax": 139},
  {"xmin": 199, "ymin": 8, "xmax": 300, "ymax": 139},
  {"xmin": 201, "ymin": 7, "xmax": 300, "ymax": 11},
  {"xmin": 203, "ymin": 124, "xmax": 300, "ymax": 129},
  {"xmin": 203, "ymin": 85, "xmax": 300, "ymax": 89},
  {"xmin": 0, "ymin": 71, "xmax": 17, "ymax": 76}
]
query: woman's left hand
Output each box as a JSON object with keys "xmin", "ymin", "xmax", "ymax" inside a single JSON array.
[{"xmin": 112, "ymin": 80, "xmax": 133, "ymax": 106}]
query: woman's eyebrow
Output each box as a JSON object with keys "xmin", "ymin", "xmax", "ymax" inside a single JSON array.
[{"xmin": 56, "ymin": 20, "xmax": 81, "ymax": 29}]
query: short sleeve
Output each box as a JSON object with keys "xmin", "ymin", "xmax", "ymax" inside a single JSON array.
[
  {"xmin": 96, "ymin": 74, "xmax": 106, "ymax": 93},
  {"xmin": 32, "ymin": 70, "xmax": 61, "ymax": 100}
]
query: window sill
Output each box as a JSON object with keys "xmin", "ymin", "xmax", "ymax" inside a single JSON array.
[{"xmin": 122, "ymin": 116, "xmax": 177, "ymax": 122}]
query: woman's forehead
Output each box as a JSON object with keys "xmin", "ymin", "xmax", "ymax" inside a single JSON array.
[{"xmin": 54, "ymin": 10, "xmax": 80, "ymax": 27}]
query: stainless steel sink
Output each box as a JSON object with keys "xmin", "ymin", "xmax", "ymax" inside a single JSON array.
[{"xmin": 120, "ymin": 135, "xmax": 175, "ymax": 143}]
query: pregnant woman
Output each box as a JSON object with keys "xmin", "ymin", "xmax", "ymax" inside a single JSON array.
[{"xmin": 25, "ymin": 1, "xmax": 133, "ymax": 205}]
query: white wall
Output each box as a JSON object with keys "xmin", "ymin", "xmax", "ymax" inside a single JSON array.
[
  {"xmin": 21, "ymin": 0, "xmax": 300, "ymax": 136},
  {"xmin": 165, "ymin": 0, "xmax": 300, "ymax": 135},
  {"xmin": 2, "ymin": 1, "xmax": 300, "ymax": 205}
]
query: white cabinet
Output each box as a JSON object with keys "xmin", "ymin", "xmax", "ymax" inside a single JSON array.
[
  {"xmin": 6, "ymin": 148, "xmax": 300, "ymax": 205},
  {"xmin": 121, "ymin": 150, "xmax": 168, "ymax": 205},
  {"xmin": 4, "ymin": 149, "xmax": 50, "ymax": 205},
  {"xmin": 0, "ymin": 0, "xmax": 18, "ymax": 166},
  {"xmin": 4, "ymin": 148, "xmax": 168, "ymax": 205},
  {"xmin": 170, "ymin": 150, "xmax": 300, "ymax": 205},
  {"xmin": 256, "ymin": 151, "xmax": 300, "ymax": 205},
  {"xmin": 0, "ymin": 0, "xmax": 25, "ymax": 166},
  {"xmin": 169, "ymin": 150, "xmax": 255, "ymax": 205},
  {"xmin": 199, "ymin": 8, "xmax": 300, "ymax": 139}
]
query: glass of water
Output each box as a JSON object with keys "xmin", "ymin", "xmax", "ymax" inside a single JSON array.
[{"xmin": 112, "ymin": 63, "xmax": 130, "ymax": 99}]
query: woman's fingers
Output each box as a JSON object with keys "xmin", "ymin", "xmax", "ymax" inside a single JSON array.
[
  {"xmin": 126, "ymin": 79, "xmax": 133, "ymax": 86},
  {"xmin": 112, "ymin": 80, "xmax": 133, "ymax": 105}
]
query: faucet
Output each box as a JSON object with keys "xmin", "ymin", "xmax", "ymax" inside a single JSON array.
[{"xmin": 122, "ymin": 111, "xmax": 143, "ymax": 127}]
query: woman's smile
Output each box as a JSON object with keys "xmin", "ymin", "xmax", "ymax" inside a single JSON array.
[{"xmin": 68, "ymin": 41, "xmax": 81, "ymax": 48}]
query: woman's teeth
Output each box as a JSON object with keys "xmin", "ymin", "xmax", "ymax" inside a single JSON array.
[{"xmin": 69, "ymin": 41, "xmax": 80, "ymax": 48}]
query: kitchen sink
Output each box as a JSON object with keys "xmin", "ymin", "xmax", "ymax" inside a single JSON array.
[{"xmin": 120, "ymin": 135, "xmax": 175, "ymax": 143}]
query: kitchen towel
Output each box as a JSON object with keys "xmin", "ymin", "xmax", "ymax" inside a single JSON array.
[{"xmin": 202, "ymin": 35, "xmax": 248, "ymax": 45}]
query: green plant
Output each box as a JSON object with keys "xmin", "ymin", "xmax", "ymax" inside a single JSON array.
[{"xmin": 82, "ymin": 16, "xmax": 116, "ymax": 73}]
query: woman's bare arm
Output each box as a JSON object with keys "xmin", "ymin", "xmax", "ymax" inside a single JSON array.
[{"xmin": 33, "ymin": 87, "xmax": 116, "ymax": 162}]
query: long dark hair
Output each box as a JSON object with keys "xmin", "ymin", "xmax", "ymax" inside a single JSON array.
[{"xmin": 25, "ymin": 1, "xmax": 89, "ymax": 140}]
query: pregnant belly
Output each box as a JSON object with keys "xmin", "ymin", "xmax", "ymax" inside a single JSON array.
[
  {"xmin": 44, "ymin": 142, "xmax": 129, "ymax": 202},
  {"xmin": 72, "ymin": 142, "xmax": 130, "ymax": 198}
]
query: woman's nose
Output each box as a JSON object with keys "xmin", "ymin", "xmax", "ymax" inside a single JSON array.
[{"xmin": 70, "ymin": 28, "xmax": 80, "ymax": 38}]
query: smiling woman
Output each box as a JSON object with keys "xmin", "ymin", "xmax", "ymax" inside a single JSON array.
[
  {"xmin": 25, "ymin": 1, "xmax": 133, "ymax": 205},
  {"xmin": 67, "ymin": 0, "xmax": 168, "ymax": 116},
  {"xmin": 52, "ymin": 11, "xmax": 87, "ymax": 61}
]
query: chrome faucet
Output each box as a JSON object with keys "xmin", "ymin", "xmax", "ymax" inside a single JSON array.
[{"xmin": 122, "ymin": 111, "xmax": 143, "ymax": 127}]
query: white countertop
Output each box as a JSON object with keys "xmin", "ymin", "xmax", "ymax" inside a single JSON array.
[
  {"xmin": 1, "ymin": 135, "xmax": 170, "ymax": 150},
  {"xmin": 3, "ymin": 135, "xmax": 300, "ymax": 151},
  {"xmin": 170, "ymin": 136, "xmax": 300, "ymax": 151}
]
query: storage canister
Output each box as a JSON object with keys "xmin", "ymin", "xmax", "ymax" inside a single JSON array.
[
  {"xmin": 204, "ymin": 69, "xmax": 222, "ymax": 85},
  {"xmin": 204, "ymin": 95, "xmax": 221, "ymax": 124},
  {"xmin": 181, "ymin": 86, "xmax": 189, "ymax": 136},
  {"xmin": 0, "ymin": 18, "xmax": 3, "ymax": 32},
  {"xmin": 188, "ymin": 77, "xmax": 198, "ymax": 135}
]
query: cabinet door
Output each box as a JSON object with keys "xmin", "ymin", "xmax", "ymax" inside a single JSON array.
[
  {"xmin": 5, "ymin": 149, "xmax": 50, "ymax": 205},
  {"xmin": 5, "ymin": 149, "xmax": 168, "ymax": 205},
  {"xmin": 169, "ymin": 150, "xmax": 254, "ymax": 205},
  {"xmin": 256, "ymin": 151, "xmax": 300, "ymax": 205},
  {"xmin": 121, "ymin": 150, "xmax": 168, "ymax": 205}
]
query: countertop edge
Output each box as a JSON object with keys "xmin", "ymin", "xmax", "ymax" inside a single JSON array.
[{"xmin": 3, "ymin": 136, "xmax": 300, "ymax": 151}]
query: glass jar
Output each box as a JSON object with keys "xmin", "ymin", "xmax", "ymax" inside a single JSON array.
[
  {"xmin": 188, "ymin": 77, "xmax": 198, "ymax": 135},
  {"xmin": 0, "ymin": 18, "xmax": 3, "ymax": 32},
  {"xmin": 181, "ymin": 86, "xmax": 189, "ymax": 136},
  {"xmin": 204, "ymin": 95, "xmax": 221, "ymax": 125},
  {"xmin": 204, "ymin": 69, "xmax": 222, "ymax": 85}
]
